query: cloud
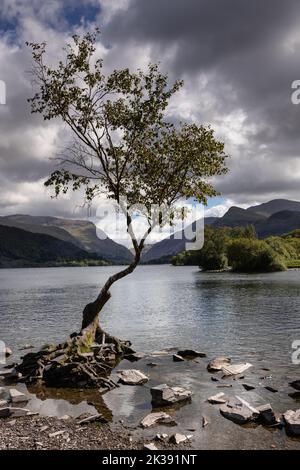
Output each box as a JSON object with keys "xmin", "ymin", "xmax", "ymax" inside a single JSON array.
[{"xmin": 0, "ymin": 0, "xmax": 300, "ymax": 246}]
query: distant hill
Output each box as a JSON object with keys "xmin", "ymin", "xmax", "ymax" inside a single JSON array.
[
  {"xmin": 0, "ymin": 214, "xmax": 133, "ymax": 264},
  {"xmin": 0, "ymin": 225, "xmax": 105, "ymax": 268},
  {"xmin": 255, "ymin": 210, "xmax": 300, "ymax": 238},
  {"xmin": 246, "ymin": 199, "xmax": 300, "ymax": 217},
  {"xmin": 142, "ymin": 218, "xmax": 215, "ymax": 263},
  {"xmin": 142, "ymin": 199, "xmax": 300, "ymax": 263},
  {"xmin": 213, "ymin": 206, "xmax": 265, "ymax": 228}
]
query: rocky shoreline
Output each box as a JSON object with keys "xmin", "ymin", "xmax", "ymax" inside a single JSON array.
[
  {"xmin": 1, "ymin": 347, "xmax": 300, "ymax": 450},
  {"xmin": 0, "ymin": 414, "xmax": 142, "ymax": 450}
]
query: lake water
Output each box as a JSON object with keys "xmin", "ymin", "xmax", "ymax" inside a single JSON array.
[{"xmin": 1, "ymin": 266, "xmax": 300, "ymax": 449}]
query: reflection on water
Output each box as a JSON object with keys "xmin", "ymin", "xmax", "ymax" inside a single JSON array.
[{"xmin": 0, "ymin": 266, "xmax": 300, "ymax": 449}]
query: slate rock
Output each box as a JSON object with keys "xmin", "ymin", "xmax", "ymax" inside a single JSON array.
[{"xmin": 151, "ymin": 384, "xmax": 192, "ymax": 407}]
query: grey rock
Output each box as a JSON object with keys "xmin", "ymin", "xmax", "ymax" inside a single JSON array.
[
  {"xmin": 220, "ymin": 396, "xmax": 259, "ymax": 425},
  {"xmin": 207, "ymin": 392, "xmax": 229, "ymax": 404},
  {"xmin": 222, "ymin": 363, "xmax": 252, "ymax": 376},
  {"xmin": 202, "ymin": 416, "xmax": 209, "ymax": 427},
  {"xmin": 77, "ymin": 413, "xmax": 108, "ymax": 425},
  {"xmin": 151, "ymin": 384, "xmax": 192, "ymax": 407},
  {"xmin": 155, "ymin": 433, "xmax": 168, "ymax": 441},
  {"xmin": 177, "ymin": 349, "xmax": 206, "ymax": 358},
  {"xmin": 10, "ymin": 408, "xmax": 31, "ymax": 417},
  {"xmin": 0, "ymin": 399, "xmax": 8, "ymax": 407},
  {"xmin": 141, "ymin": 412, "xmax": 176, "ymax": 428},
  {"xmin": 257, "ymin": 404, "xmax": 279, "ymax": 426},
  {"xmin": 173, "ymin": 354, "xmax": 184, "ymax": 362},
  {"xmin": 9, "ymin": 388, "xmax": 28, "ymax": 403},
  {"xmin": 125, "ymin": 352, "xmax": 146, "ymax": 362},
  {"xmin": 144, "ymin": 443, "xmax": 158, "ymax": 451},
  {"xmin": 283, "ymin": 409, "xmax": 300, "ymax": 436},
  {"xmin": 117, "ymin": 369, "xmax": 149, "ymax": 385},
  {"xmin": 207, "ymin": 357, "xmax": 231, "ymax": 372},
  {"xmin": 169, "ymin": 433, "xmax": 192, "ymax": 444}
]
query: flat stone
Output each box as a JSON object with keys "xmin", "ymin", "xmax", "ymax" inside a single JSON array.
[
  {"xmin": 177, "ymin": 349, "xmax": 206, "ymax": 358},
  {"xmin": 141, "ymin": 412, "xmax": 176, "ymax": 428},
  {"xmin": 169, "ymin": 433, "xmax": 191, "ymax": 445},
  {"xmin": 207, "ymin": 392, "xmax": 229, "ymax": 404},
  {"xmin": 144, "ymin": 443, "xmax": 158, "ymax": 451},
  {"xmin": 289, "ymin": 380, "xmax": 300, "ymax": 391},
  {"xmin": 117, "ymin": 369, "xmax": 148, "ymax": 385},
  {"xmin": 151, "ymin": 384, "xmax": 192, "ymax": 407},
  {"xmin": 151, "ymin": 350, "xmax": 170, "ymax": 357},
  {"xmin": 202, "ymin": 416, "xmax": 209, "ymax": 427},
  {"xmin": 0, "ymin": 399, "xmax": 8, "ymax": 407},
  {"xmin": 155, "ymin": 433, "xmax": 168, "ymax": 441},
  {"xmin": 220, "ymin": 396, "xmax": 259, "ymax": 425},
  {"xmin": 125, "ymin": 352, "xmax": 146, "ymax": 362},
  {"xmin": 10, "ymin": 408, "xmax": 31, "ymax": 417},
  {"xmin": 257, "ymin": 404, "xmax": 279, "ymax": 426},
  {"xmin": 207, "ymin": 357, "xmax": 231, "ymax": 372},
  {"xmin": 242, "ymin": 383, "xmax": 256, "ymax": 391},
  {"xmin": 283, "ymin": 409, "xmax": 300, "ymax": 436},
  {"xmin": 9, "ymin": 388, "xmax": 28, "ymax": 403},
  {"xmin": 222, "ymin": 363, "xmax": 252, "ymax": 376},
  {"xmin": 173, "ymin": 354, "xmax": 184, "ymax": 362},
  {"xmin": 77, "ymin": 413, "xmax": 108, "ymax": 425}
]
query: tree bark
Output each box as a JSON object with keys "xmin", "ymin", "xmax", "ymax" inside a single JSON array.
[{"xmin": 80, "ymin": 250, "xmax": 142, "ymax": 344}]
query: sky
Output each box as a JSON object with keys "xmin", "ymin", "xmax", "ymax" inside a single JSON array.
[{"xmin": 0, "ymin": 0, "xmax": 300, "ymax": 243}]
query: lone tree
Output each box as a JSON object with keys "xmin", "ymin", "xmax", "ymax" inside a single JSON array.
[{"xmin": 20, "ymin": 31, "xmax": 228, "ymax": 387}]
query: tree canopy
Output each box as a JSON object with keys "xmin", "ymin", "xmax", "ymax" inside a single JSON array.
[{"xmin": 27, "ymin": 30, "xmax": 227, "ymax": 252}]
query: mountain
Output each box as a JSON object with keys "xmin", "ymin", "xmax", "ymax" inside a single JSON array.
[
  {"xmin": 0, "ymin": 215, "xmax": 133, "ymax": 264},
  {"xmin": 255, "ymin": 210, "xmax": 300, "ymax": 238},
  {"xmin": 0, "ymin": 225, "xmax": 103, "ymax": 268},
  {"xmin": 142, "ymin": 199, "xmax": 300, "ymax": 263},
  {"xmin": 142, "ymin": 217, "xmax": 216, "ymax": 263},
  {"xmin": 213, "ymin": 206, "xmax": 265, "ymax": 228},
  {"xmin": 246, "ymin": 199, "xmax": 300, "ymax": 217}
]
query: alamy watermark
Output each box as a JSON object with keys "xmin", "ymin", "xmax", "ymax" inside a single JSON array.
[
  {"xmin": 0, "ymin": 340, "xmax": 6, "ymax": 364},
  {"xmin": 93, "ymin": 197, "xmax": 205, "ymax": 251},
  {"xmin": 292, "ymin": 340, "xmax": 300, "ymax": 364},
  {"xmin": 0, "ymin": 80, "xmax": 6, "ymax": 105}
]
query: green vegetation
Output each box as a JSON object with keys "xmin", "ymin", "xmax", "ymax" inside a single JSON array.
[{"xmin": 172, "ymin": 225, "xmax": 300, "ymax": 272}]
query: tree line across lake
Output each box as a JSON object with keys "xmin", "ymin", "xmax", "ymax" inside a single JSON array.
[{"xmin": 172, "ymin": 226, "xmax": 300, "ymax": 272}]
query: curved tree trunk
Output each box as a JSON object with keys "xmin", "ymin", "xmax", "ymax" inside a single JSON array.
[{"xmin": 80, "ymin": 250, "xmax": 142, "ymax": 350}]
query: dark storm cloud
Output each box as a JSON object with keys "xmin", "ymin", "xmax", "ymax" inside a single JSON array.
[
  {"xmin": 101, "ymin": 0, "xmax": 300, "ymax": 203},
  {"xmin": 1, "ymin": 0, "xmax": 300, "ymax": 220}
]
